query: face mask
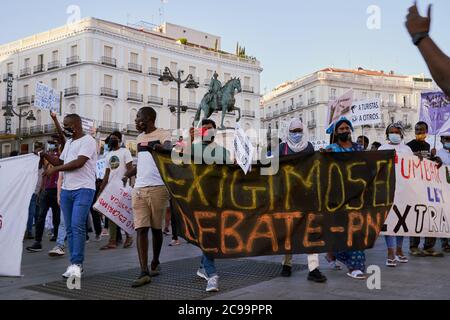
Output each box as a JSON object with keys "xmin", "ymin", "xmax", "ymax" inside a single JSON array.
[
  {"xmin": 289, "ymin": 132, "xmax": 303, "ymax": 144},
  {"xmin": 444, "ymin": 142, "xmax": 450, "ymax": 150},
  {"xmin": 389, "ymin": 134, "xmax": 402, "ymax": 145},
  {"xmin": 48, "ymin": 144, "xmax": 56, "ymax": 151},
  {"xmin": 63, "ymin": 127, "xmax": 74, "ymax": 138},
  {"xmin": 416, "ymin": 134, "xmax": 427, "ymax": 141},
  {"xmin": 337, "ymin": 132, "xmax": 351, "ymax": 142}
]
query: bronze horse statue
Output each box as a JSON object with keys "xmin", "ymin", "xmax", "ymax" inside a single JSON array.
[{"xmin": 194, "ymin": 77, "xmax": 242, "ymax": 129}]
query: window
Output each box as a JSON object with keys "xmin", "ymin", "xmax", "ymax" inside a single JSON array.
[
  {"xmin": 388, "ymin": 94, "xmax": 394, "ymax": 102},
  {"xmin": 299, "ymin": 113, "xmax": 303, "ymax": 122},
  {"xmin": 2, "ymin": 144, "xmax": 11, "ymax": 156},
  {"xmin": 130, "ymin": 52, "xmax": 138, "ymax": 64},
  {"xmin": 130, "ymin": 80, "xmax": 138, "ymax": 93},
  {"xmin": 330, "ymin": 88, "xmax": 337, "ymax": 100},
  {"xmin": 23, "ymin": 85, "xmax": 29, "ymax": 96},
  {"xmin": 170, "ymin": 62, "xmax": 178, "ymax": 72},
  {"xmin": 104, "ymin": 75, "xmax": 112, "ymax": 88},
  {"xmin": 170, "ymin": 88, "xmax": 177, "ymax": 100},
  {"xmin": 103, "ymin": 105, "xmax": 112, "ymax": 122},
  {"xmin": 71, "ymin": 45, "xmax": 78, "ymax": 56},
  {"xmin": 51, "ymin": 78, "xmax": 57, "ymax": 90},
  {"xmin": 290, "ymin": 98, "xmax": 294, "ymax": 106},
  {"xmin": 244, "ymin": 99, "xmax": 251, "ymax": 110},
  {"xmin": 24, "ymin": 58, "xmax": 30, "ymax": 68},
  {"xmin": 310, "ymin": 111, "xmax": 315, "ymax": 120},
  {"xmin": 224, "ymin": 73, "xmax": 231, "ymax": 82},
  {"xmin": 189, "ymin": 66, "xmax": 196, "ymax": 77},
  {"xmin": 206, "ymin": 69, "xmax": 213, "ymax": 79},
  {"xmin": 151, "ymin": 57, "xmax": 159, "ymax": 69},
  {"xmin": 70, "ymin": 74, "xmax": 77, "ymax": 87},
  {"xmin": 36, "ymin": 110, "xmax": 42, "ymax": 126},
  {"xmin": 38, "ymin": 54, "xmax": 44, "ymax": 66},
  {"xmin": 52, "ymin": 50, "xmax": 59, "ymax": 61},
  {"xmin": 151, "ymin": 84, "xmax": 159, "ymax": 97},
  {"xmin": 104, "ymin": 46, "xmax": 113, "ymax": 58},
  {"xmin": 7, "ymin": 62, "xmax": 13, "ymax": 73},
  {"xmin": 244, "ymin": 76, "xmax": 251, "ymax": 87}
]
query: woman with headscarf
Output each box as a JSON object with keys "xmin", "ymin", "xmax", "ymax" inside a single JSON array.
[
  {"xmin": 324, "ymin": 117, "xmax": 367, "ymax": 280},
  {"xmin": 378, "ymin": 122, "xmax": 413, "ymax": 267},
  {"xmin": 279, "ymin": 119, "xmax": 327, "ymax": 283}
]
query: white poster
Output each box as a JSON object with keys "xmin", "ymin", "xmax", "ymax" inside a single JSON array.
[
  {"xmin": 350, "ymin": 99, "xmax": 382, "ymax": 127},
  {"xmin": 233, "ymin": 123, "xmax": 254, "ymax": 175},
  {"xmin": 310, "ymin": 139, "xmax": 329, "ymax": 151},
  {"xmin": 383, "ymin": 155, "xmax": 450, "ymax": 238},
  {"xmin": 93, "ymin": 181, "xmax": 135, "ymax": 235},
  {"xmin": 327, "ymin": 89, "xmax": 354, "ymax": 129},
  {"xmin": 35, "ymin": 82, "xmax": 60, "ymax": 113},
  {"xmin": 0, "ymin": 155, "xmax": 39, "ymax": 277},
  {"xmin": 96, "ymin": 159, "xmax": 107, "ymax": 180}
]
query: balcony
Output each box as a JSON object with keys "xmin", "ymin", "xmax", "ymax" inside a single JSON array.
[
  {"xmin": 149, "ymin": 67, "xmax": 162, "ymax": 77},
  {"xmin": 243, "ymin": 86, "xmax": 254, "ymax": 93},
  {"xmin": 98, "ymin": 121, "xmax": 120, "ymax": 133},
  {"xmin": 64, "ymin": 87, "xmax": 79, "ymax": 97},
  {"xmin": 308, "ymin": 98, "xmax": 316, "ymax": 106},
  {"xmin": 67, "ymin": 56, "xmax": 80, "ymax": 66},
  {"xmin": 168, "ymin": 99, "xmax": 186, "ymax": 107},
  {"xmin": 265, "ymin": 113, "xmax": 272, "ymax": 119},
  {"xmin": 17, "ymin": 96, "xmax": 31, "ymax": 106},
  {"xmin": 30, "ymin": 125, "xmax": 44, "ymax": 136},
  {"xmin": 101, "ymin": 56, "xmax": 117, "ymax": 67},
  {"xmin": 34, "ymin": 64, "xmax": 45, "ymax": 74},
  {"xmin": 288, "ymin": 105, "xmax": 294, "ymax": 112},
  {"xmin": 148, "ymin": 96, "xmax": 163, "ymax": 105},
  {"xmin": 20, "ymin": 68, "xmax": 31, "ymax": 77},
  {"xmin": 296, "ymin": 102, "xmax": 304, "ymax": 109},
  {"xmin": 44, "ymin": 124, "xmax": 57, "ymax": 134},
  {"xmin": 242, "ymin": 110, "xmax": 256, "ymax": 118},
  {"xmin": 48, "ymin": 61, "xmax": 61, "ymax": 70},
  {"xmin": 128, "ymin": 63, "xmax": 142, "ymax": 73},
  {"xmin": 187, "ymin": 102, "xmax": 199, "ymax": 109},
  {"xmin": 273, "ymin": 110, "xmax": 280, "ymax": 117},
  {"xmin": 16, "ymin": 127, "xmax": 30, "ymax": 137},
  {"xmin": 280, "ymin": 107, "xmax": 287, "ymax": 114},
  {"xmin": 308, "ymin": 120, "xmax": 317, "ymax": 129},
  {"xmin": 127, "ymin": 92, "xmax": 144, "ymax": 102},
  {"xmin": 101, "ymin": 88, "xmax": 118, "ymax": 98}
]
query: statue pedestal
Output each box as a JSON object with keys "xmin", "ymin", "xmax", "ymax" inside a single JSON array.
[{"xmin": 215, "ymin": 129, "xmax": 236, "ymax": 161}]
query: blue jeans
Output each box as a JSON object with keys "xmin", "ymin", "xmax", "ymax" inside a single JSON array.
[
  {"xmin": 56, "ymin": 213, "xmax": 66, "ymax": 248},
  {"xmin": 385, "ymin": 236, "xmax": 404, "ymax": 249},
  {"xmin": 200, "ymin": 254, "xmax": 217, "ymax": 278},
  {"xmin": 26, "ymin": 193, "xmax": 38, "ymax": 233},
  {"xmin": 60, "ymin": 189, "xmax": 95, "ymax": 265}
]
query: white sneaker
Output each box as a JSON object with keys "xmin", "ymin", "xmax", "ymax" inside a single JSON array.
[
  {"xmin": 206, "ymin": 276, "xmax": 219, "ymax": 292},
  {"xmin": 196, "ymin": 268, "xmax": 209, "ymax": 281},
  {"xmin": 95, "ymin": 235, "xmax": 102, "ymax": 242},
  {"xmin": 48, "ymin": 246, "xmax": 65, "ymax": 257},
  {"xmin": 62, "ymin": 265, "xmax": 83, "ymax": 279},
  {"xmin": 62, "ymin": 265, "xmax": 75, "ymax": 279}
]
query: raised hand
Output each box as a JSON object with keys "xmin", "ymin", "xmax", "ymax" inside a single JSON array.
[{"xmin": 406, "ymin": 1, "xmax": 432, "ymax": 36}]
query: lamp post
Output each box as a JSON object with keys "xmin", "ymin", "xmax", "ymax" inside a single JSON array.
[
  {"xmin": 3, "ymin": 105, "xmax": 36, "ymax": 152},
  {"xmin": 159, "ymin": 67, "xmax": 198, "ymax": 132}
]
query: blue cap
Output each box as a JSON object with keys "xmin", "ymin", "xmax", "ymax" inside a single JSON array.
[{"xmin": 326, "ymin": 116, "xmax": 354, "ymax": 134}]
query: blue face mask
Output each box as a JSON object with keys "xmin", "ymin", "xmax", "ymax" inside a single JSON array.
[
  {"xmin": 104, "ymin": 144, "xmax": 110, "ymax": 153},
  {"xmin": 444, "ymin": 142, "xmax": 450, "ymax": 150},
  {"xmin": 389, "ymin": 134, "xmax": 402, "ymax": 145},
  {"xmin": 289, "ymin": 132, "xmax": 303, "ymax": 144},
  {"xmin": 48, "ymin": 144, "xmax": 56, "ymax": 150}
]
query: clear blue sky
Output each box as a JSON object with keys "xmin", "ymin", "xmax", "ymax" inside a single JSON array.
[{"xmin": 1, "ymin": 0, "xmax": 449, "ymax": 92}]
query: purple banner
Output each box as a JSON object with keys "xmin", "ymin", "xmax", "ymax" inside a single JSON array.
[{"xmin": 420, "ymin": 92, "xmax": 450, "ymax": 135}]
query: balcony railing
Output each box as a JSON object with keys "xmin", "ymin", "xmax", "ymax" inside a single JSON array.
[
  {"xmin": 203, "ymin": 79, "xmax": 211, "ymax": 86},
  {"xmin": 17, "ymin": 96, "xmax": 31, "ymax": 106},
  {"xmin": 288, "ymin": 105, "xmax": 294, "ymax": 112},
  {"xmin": 66, "ymin": 56, "xmax": 80, "ymax": 66},
  {"xmin": 20, "ymin": 68, "xmax": 31, "ymax": 77},
  {"xmin": 296, "ymin": 102, "xmax": 304, "ymax": 109},
  {"xmin": 187, "ymin": 102, "xmax": 199, "ymax": 109},
  {"xmin": 101, "ymin": 88, "xmax": 118, "ymax": 98},
  {"xmin": 308, "ymin": 120, "xmax": 317, "ymax": 129},
  {"xmin": 148, "ymin": 96, "xmax": 163, "ymax": 105},
  {"xmin": 127, "ymin": 92, "xmax": 143, "ymax": 102},
  {"xmin": 34, "ymin": 64, "xmax": 45, "ymax": 74},
  {"xmin": 243, "ymin": 86, "xmax": 254, "ymax": 93},
  {"xmin": 168, "ymin": 99, "xmax": 185, "ymax": 107},
  {"xmin": 98, "ymin": 121, "xmax": 120, "ymax": 133},
  {"xmin": 44, "ymin": 124, "xmax": 57, "ymax": 134},
  {"xmin": 16, "ymin": 128, "xmax": 29, "ymax": 136},
  {"xmin": 242, "ymin": 110, "xmax": 256, "ymax": 118},
  {"xmin": 280, "ymin": 107, "xmax": 287, "ymax": 114},
  {"xmin": 48, "ymin": 61, "xmax": 61, "ymax": 70},
  {"xmin": 265, "ymin": 113, "xmax": 272, "ymax": 119},
  {"xmin": 128, "ymin": 63, "xmax": 142, "ymax": 73},
  {"xmin": 101, "ymin": 56, "xmax": 117, "ymax": 67},
  {"xmin": 30, "ymin": 125, "xmax": 44, "ymax": 135},
  {"xmin": 273, "ymin": 111, "xmax": 280, "ymax": 117},
  {"xmin": 64, "ymin": 87, "xmax": 79, "ymax": 97},
  {"xmin": 308, "ymin": 98, "xmax": 316, "ymax": 106},
  {"xmin": 149, "ymin": 67, "xmax": 162, "ymax": 77}
]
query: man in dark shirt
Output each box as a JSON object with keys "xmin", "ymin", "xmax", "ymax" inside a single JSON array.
[{"xmin": 407, "ymin": 121, "xmax": 443, "ymax": 257}]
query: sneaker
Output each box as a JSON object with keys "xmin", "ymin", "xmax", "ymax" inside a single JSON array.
[
  {"xmin": 62, "ymin": 265, "xmax": 83, "ymax": 279},
  {"xmin": 386, "ymin": 258, "xmax": 397, "ymax": 267},
  {"xmin": 131, "ymin": 272, "xmax": 152, "ymax": 288},
  {"xmin": 423, "ymin": 248, "xmax": 444, "ymax": 257},
  {"xmin": 410, "ymin": 247, "xmax": 426, "ymax": 257},
  {"xmin": 307, "ymin": 268, "xmax": 327, "ymax": 283},
  {"xmin": 346, "ymin": 270, "xmax": 367, "ymax": 280},
  {"xmin": 95, "ymin": 234, "xmax": 102, "ymax": 242},
  {"xmin": 206, "ymin": 275, "xmax": 219, "ymax": 292},
  {"xmin": 326, "ymin": 258, "xmax": 342, "ymax": 271},
  {"xmin": 48, "ymin": 246, "xmax": 65, "ymax": 257},
  {"xmin": 281, "ymin": 265, "xmax": 292, "ymax": 277},
  {"xmin": 26, "ymin": 242, "xmax": 43, "ymax": 252},
  {"xmin": 197, "ymin": 268, "xmax": 209, "ymax": 281},
  {"xmin": 169, "ymin": 240, "xmax": 181, "ymax": 247}
]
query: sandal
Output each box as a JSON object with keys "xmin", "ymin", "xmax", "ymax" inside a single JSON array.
[
  {"xmin": 123, "ymin": 237, "xmax": 134, "ymax": 249},
  {"xmin": 396, "ymin": 255, "xmax": 408, "ymax": 263},
  {"xmin": 386, "ymin": 258, "xmax": 397, "ymax": 267},
  {"xmin": 100, "ymin": 242, "xmax": 117, "ymax": 250},
  {"xmin": 347, "ymin": 270, "xmax": 367, "ymax": 280}
]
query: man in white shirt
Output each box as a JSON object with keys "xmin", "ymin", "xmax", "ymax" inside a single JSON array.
[
  {"xmin": 123, "ymin": 107, "xmax": 172, "ymax": 288},
  {"xmin": 41, "ymin": 114, "xmax": 97, "ymax": 279},
  {"xmin": 98, "ymin": 131, "xmax": 134, "ymax": 250}
]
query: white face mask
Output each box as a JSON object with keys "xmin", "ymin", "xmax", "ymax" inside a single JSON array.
[{"xmin": 388, "ymin": 134, "xmax": 402, "ymax": 145}]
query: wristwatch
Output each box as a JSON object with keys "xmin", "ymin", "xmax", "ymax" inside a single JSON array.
[{"xmin": 412, "ymin": 32, "xmax": 429, "ymax": 46}]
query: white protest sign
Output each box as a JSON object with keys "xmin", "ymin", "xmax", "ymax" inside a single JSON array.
[
  {"xmin": 311, "ymin": 139, "xmax": 329, "ymax": 151},
  {"xmin": 96, "ymin": 159, "xmax": 107, "ymax": 179},
  {"xmin": 233, "ymin": 123, "xmax": 254, "ymax": 175},
  {"xmin": 350, "ymin": 99, "xmax": 382, "ymax": 127},
  {"xmin": 94, "ymin": 181, "xmax": 135, "ymax": 235},
  {"xmin": 382, "ymin": 155, "xmax": 450, "ymax": 238},
  {"xmin": 64, "ymin": 113, "xmax": 95, "ymax": 134},
  {"xmin": 35, "ymin": 82, "xmax": 60, "ymax": 113},
  {"xmin": 0, "ymin": 155, "xmax": 39, "ymax": 277},
  {"xmin": 327, "ymin": 89, "xmax": 354, "ymax": 129}
]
